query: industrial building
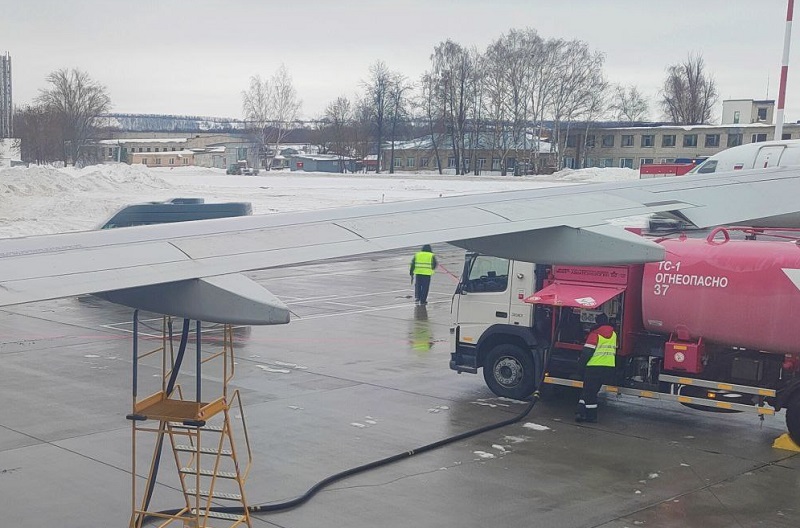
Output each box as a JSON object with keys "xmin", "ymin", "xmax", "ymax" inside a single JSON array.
[{"xmin": 561, "ymin": 99, "xmax": 799, "ymax": 170}]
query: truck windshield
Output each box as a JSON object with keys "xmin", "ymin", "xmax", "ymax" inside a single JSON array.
[
  {"xmin": 692, "ymin": 159, "xmax": 718, "ymax": 174},
  {"xmin": 461, "ymin": 255, "xmax": 509, "ymax": 293}
]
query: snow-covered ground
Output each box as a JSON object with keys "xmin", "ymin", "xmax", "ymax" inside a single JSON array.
[{"xmin": 0, "ymin": 164, "xmax": 639, "ymax": 238}]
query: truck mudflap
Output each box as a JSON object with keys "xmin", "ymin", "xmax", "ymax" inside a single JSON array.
[
  {"xmin": 775, "ymin": 378, "xmax": 800, "ymax": 411},
  {"xmin": 543, "ymin": 376, "xmax": 777, "ymax": 416},
  {"xmin": 450, "ymin": 350, "xmax": 479, "ymax": 374}
]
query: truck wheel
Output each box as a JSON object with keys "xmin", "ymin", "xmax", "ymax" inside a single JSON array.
[
  {"xmin": 483, "ymin": 344, "xmax": 536, "ymax": 400},
  {"xmin": 786, "ymin": 394, "xmax": 800, "ymax": 445}
]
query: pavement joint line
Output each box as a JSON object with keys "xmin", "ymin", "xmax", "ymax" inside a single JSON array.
[
  {"xmin": 100, "ymin": 320, "xmax": 243, "ymax": 336},
  {"xmin": 292, "ymin": 302, "xmax": 421, "ymax": 320},
  {"xmin": 0, "ymin": 422, "xmax": 134, "ymax": 477},
  {"xmin": 322, "ymin": 301, "xmax": 373, "ymax": 308},
  {"xmin": 102, "ymin": 316, "xmax": 162, "ymax": 328},
  {"xmin": 232, "ymin": 354, "xmax": 495, "ymax": 408},
  {"xmin": 684, "ymin": 454, "xmax": 748, "ymax": 528},
  {"xmin": 285, "ymin": 288, "xmax": 410, "ymax": 304},
  {"xmin": 589, "ymin": 458, "xmax": 779, "ymax": 528},
  {"xmin": 326, "ymin": 463, "xmax": 462, "ymax": 493},
  {"xmin": 256, "ymin": 264, "xmax": 410, "ymax": 281},
  {"xmin": 569, "ymin": 417, "xmax": 787, "ymax": 466},
  {"xmin": 0, "ymin": 306, "xmax": 128, "ymax": 336}
]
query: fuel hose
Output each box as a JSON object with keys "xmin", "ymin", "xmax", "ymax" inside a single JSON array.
[{"xmin": 151, "ymin": 389, "xmax": 542, "ymax": 520}]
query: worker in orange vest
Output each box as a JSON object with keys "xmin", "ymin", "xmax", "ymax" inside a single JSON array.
[{"xmin": 576, "ymin": 312, "xmax": 618, "ymax": 423}]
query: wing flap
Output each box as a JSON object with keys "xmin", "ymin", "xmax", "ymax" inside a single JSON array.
[
  {"xmin": 452, "ymin": 224, "xmax": 665, "ymax": 265},
  {"xmin": 99, "ymin": 273, "xmax": 290, "ymax": 325}
]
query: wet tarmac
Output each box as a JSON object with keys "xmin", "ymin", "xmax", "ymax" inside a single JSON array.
[{"xmin": 0, "ymin": 245, "xmax": 798, "ymax": 527}]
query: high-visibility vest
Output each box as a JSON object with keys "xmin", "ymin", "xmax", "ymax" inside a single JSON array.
[
  {"xmin": 412, "ymin": 251, "xmax": 435, "ymax": 276},
  {"xmin": 586, "ymin": 331, "xmax": 617, "ymax": 367}
]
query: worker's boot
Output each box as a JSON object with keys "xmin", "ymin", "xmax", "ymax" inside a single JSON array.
[{"xmin": 575, "ymin": 400, "xmax": 587, "ymax": 422}]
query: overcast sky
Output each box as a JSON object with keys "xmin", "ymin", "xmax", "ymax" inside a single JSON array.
[{"xmin": 2, "ymin": 0, "xmax": 799, "ymax": 123}]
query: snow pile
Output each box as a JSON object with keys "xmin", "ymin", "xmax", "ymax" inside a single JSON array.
[
  {"xmin": 0, "ymin": 164, "xmax": 635, "ymax": 238},
  {"xmin": 0, "ymin": 165, "xmax": 80, "ymax": 196},
  {"xmin": 0, "ymin": 164, "xmax": 174, "ymax": 237},
  {"xmin": 0, "ymin": 164, "xmax": 170, "ymax": 197},
  {"xmin": 551, "ymin": 167, "xmax": 639, "ymax": 182},
  {"xmin": 59, "ymin": 163, "xmax": 172, "ymax": 192}
]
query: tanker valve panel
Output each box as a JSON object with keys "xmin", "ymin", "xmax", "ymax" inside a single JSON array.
[{"xmin": 664, "ymin": 337, "xmax": 704, "ymax": 374}]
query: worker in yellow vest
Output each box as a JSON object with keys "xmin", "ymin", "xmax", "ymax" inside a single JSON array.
[
  {"xmin": 576, "ymin": 312, "xmax": 618, "ymax": 423},
  {"xmin": 410, "ymin": 244, "xmax": 437, "ymax": 305}
]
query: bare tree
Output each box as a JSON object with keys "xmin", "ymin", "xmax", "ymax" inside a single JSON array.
[
  {"xmin": 14, "ymin": 104, "xmax": 64, "ymax": 164},
  {"xmin": 467, "ymin": 48, "xmax": 486, "ymax": 175},
  {"xmin": 418, "ymin": 72, "xmax": 444, "ymax": 174},
  {"xmin": 324, "ymin": 95, "xmax": 353, "ymax": 172},
  {"xmin": 352, "ymin": 96, "xmax": 374, "ymax": 168},
  {"xmin": 534, "ymin": 40, "xmax": 569, "ymax": 171},
  {"xmin": 430, "ymin": 40, "xmax": 479, "ymax": 175},
  {"xmin": 363, "ymin": 61, "xmax": 394, "ymax": 173},
  {"xmin": 242, "ymin": 64, "xmax": 302, "ymax": 169},
  {"xmin": 548, "ymin": 40, "xmax": 605, "ymax": 171},
  {"xmin": 660, "ymin": 53, "xmax": 718, "ymax": 125},
  {"xmin": 482, "ymin": 39, "xmax": 512, "ymax": 174},
  {"xmin": 609, "ymin": 84, "xmax": 649, "ymax": 123},
  {"xmin": 579, "ymin": 82, "xmax": 608, "ymax": 168},
  {"xmin": 35, "ymin": 68, "xmax": 111, "ymax": 165},
  {"xmin": 387, "ymin": 73, "xmax": 412, "ymax": 174},
  {"xmin": 485, "ymin": 29, "xmax": 543, "ymax": 175}
]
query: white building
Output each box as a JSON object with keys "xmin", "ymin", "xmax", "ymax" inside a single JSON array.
[
  {"xmin": 0, "ymin": 138, "xmax": 21, "ymax": 167},
  {"xmin": 721, "ymin": 99, "xmax": 776, "ymax": 127}
]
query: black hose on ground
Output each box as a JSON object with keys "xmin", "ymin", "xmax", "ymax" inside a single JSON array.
[{"xmin": 153, "ymin": 389, "xmax": 542, "ymax": 520}]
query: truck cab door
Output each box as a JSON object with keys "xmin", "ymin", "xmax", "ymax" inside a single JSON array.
[
  {"xmin": 754, "ymin": 145, "xmax": 786, "ymax": 169},
  {"xmin": 453, "ymin": 255, "xmax": 534, "ymax": 345}
]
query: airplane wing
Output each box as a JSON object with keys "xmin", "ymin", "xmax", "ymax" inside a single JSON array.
[{"xmin": 1, "ymin": 167, "xmax": 799, "ymax": 324}]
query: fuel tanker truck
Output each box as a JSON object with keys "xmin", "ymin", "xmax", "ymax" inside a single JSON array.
[{"xmin": 449, "ymin": 227, "xmax": 800, "ymax": 443}]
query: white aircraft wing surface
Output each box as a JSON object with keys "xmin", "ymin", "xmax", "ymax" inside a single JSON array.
[{"xmin": 1, "ymin": 168, "xmax": 799, "ymax": 324}]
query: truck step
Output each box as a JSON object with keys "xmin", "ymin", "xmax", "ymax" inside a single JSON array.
[
  {"xmin": 543, "ymin": 376, "xmax": 777, "ymax": 415},
  {"xmin": 659, "ymin": 374, "xmax": 776, "ymax": 397}
]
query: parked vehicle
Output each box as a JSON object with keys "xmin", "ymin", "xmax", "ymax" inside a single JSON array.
[
  {"xmin": 99, "ymin": 198, "xmax": 252, "ymax": 229},
  {"xmin": 226, "ymin": 160, "xmax": 259, "ymax": 175},
  {"xmin": 639, "ymin": 162, "xmax": 696, "ymax": 178},
  {"xmin": 691, "ymin": 139, "xmax": 800, "ymax": 174},
  {"xmin": 449, "ymin": 227, "xmax": 800, "ymax": 442}
]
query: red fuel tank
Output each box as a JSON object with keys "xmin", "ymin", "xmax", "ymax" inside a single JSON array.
[{"xmin": 642, "ymin": 232, "xmax": 800, "ymax": 355}]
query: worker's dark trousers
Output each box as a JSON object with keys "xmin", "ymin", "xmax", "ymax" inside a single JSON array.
[
  {"xmin": 577, "ymin": 366, "xmax": 615, "ymax": 422},
  {"xmin": 414, "ymin": 274, "xmax": 432, "ymax": 304}
]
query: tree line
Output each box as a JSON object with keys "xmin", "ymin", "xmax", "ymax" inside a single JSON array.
[
  {"xmin": 305, "ymin": 29, "xmax": 718, "ymax": 174},
  {"xmin": 13, "ymin": 27, "xmax": 718, "ymax": 169}
]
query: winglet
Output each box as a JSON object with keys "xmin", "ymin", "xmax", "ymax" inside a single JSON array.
[
  {"xmin": 98, "ymin": 273, "xmax": 290, "ymax": 325},
  {"xmin": 452, "ymin": 224, "xmax": 665, "ymax": 265}
]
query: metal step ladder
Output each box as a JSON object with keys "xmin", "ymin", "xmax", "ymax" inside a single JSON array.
[
  {"xmin": 128, "ymin": 316, "xmax": 253, "ymax": 528},
  {"xmin": 167, "ymin": 397, "xmax": 252, "ymax": 527}
]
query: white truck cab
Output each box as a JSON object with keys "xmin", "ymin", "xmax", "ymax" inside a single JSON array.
[
  {"xmin": 691, "ymin": 139, "xmax": 800, "ymax": 174},
  {"xmin": 450, "ymin": 254, "xmax": 544, "ymax": 399}
]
